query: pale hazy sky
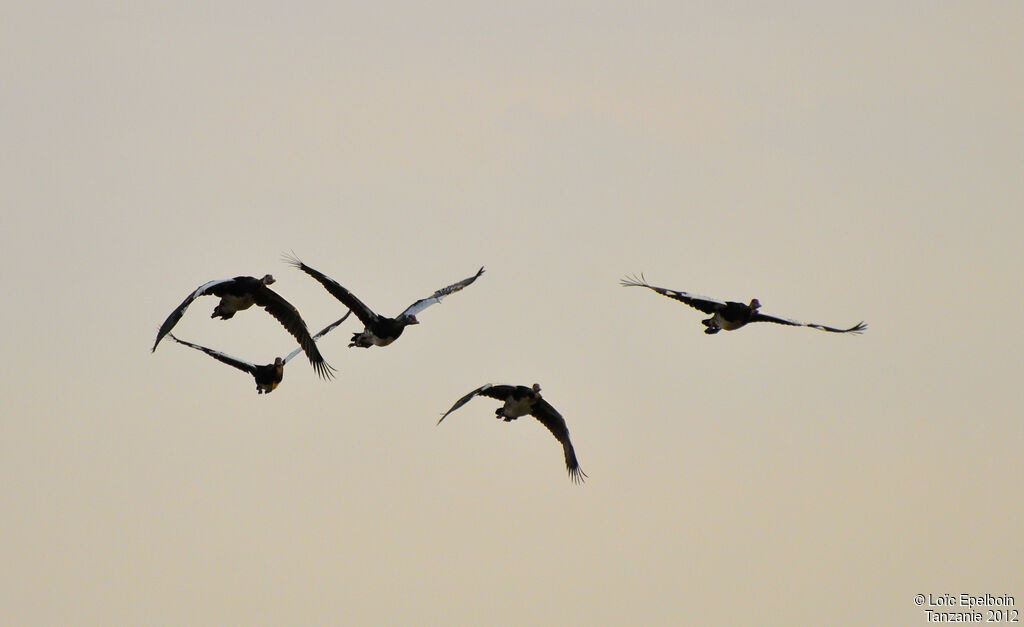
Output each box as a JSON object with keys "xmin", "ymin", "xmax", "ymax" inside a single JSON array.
[{"xmin": 3, "ymin": 2, "xmax": 1022, "ymax": 625}]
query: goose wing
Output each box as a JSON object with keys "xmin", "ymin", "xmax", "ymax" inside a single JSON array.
[
  {"xmin": 400, "ymin": 266, "xmax": 486, "ymax": 318},
  {"xmin": 249, "ymin": 284, "xmax": 334, "ymax": 379},
  {"xmin": 437, "ymin": 383, "xmax": 518, "ymax": 424},
  {"xmin": 152, "ymin": 278, "xmax": 235, "ymax": 351},
  {"xmin": 167, "ymin": 333, "xmax": 258, "ymax": 375},
  {"xmin": 620, "ymin": 274, "xmax": 725, "ymax": 314},
  {"xmin": 750, "ymin": 311, "xmax": 867, "ymax": 334},
  {"xmin": 282, "ymin": 253, "xmax": 380, "ymax": 327},
  {"xmin": 530, "ymin": 399, "xmax": 587, "ymax": 484},
  {"xmin": 282, "ymin": 310, "xmax": 352, "ymax": 364}
]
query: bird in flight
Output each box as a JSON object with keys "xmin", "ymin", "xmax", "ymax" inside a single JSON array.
[
  {"xmin": 438, "ymin": 383, "xmax": 586, "ymax": 484},
  {"xmin": 152, "ymin": 273, "xmax": 334, "ymax": 379},
  {"xmin": 283, "ymin": 252, "xmax": 485, "ymax": 348},
  {"xmin": 166, "ymin": 312, "xmax": 350, "ymax": 394},
  {"xmin": 621, "ymin": 274, "xmax": 866, "ymax": 335}
]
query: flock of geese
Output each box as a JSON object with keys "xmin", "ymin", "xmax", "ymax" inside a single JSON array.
[{"xmin": 152, "ymin": 255, "xmax": 867, "ymax": 484}]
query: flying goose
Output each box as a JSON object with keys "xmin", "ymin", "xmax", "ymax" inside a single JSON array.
[
  {"xmin": 283, "ymin": 253, "xmax": 485, "ymax": 348},
  {"xmin": 166, "ymin": 312, "xmax": 351, "ymax": 394},
  {"xmin": 152, "ymin": 274, "xmax": 334, "ymax": 379},
  {"xmin": 621, "ymin": 274, "xmax": 867, "ymax": 335},
  {"xmin": 438, "ymin": 383, "xmax": 586, "ymax": 484}
]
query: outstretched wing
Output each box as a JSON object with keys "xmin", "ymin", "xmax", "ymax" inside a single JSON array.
[
  {"xmin": 620, "ymin": 274, "xmax": 725, "ymax": 315},
  {"xmin": 167, "ymin": 333, "xmax": 258, "ymax": 375},
  {"xmin": 437, "ymin": 384, "xmax": 522, "ymax": 424},
  {"xmin": 751, "ymin": 312, "xmax": 867, "ymax": 334},
  {"xmin": 152, "ymin": 278, "xmax": 234, "ymax": 352},
  {"xmin": 282, "ymin": 311, "xmax": 352, "ymax": 364},
  {"xmin": 475, "ymin": 384, "xmax": 522, "ymax": 402},
  {"xmin": 530, "ymin": 399, "xmax": 587, "ymax": 484},
  {"xmin": 438, "ymin": 383, "xmax": 497, "ymax": 424},
  {"xmin": 251, "ymin": 285, "xmax": 334, "ymax": 380},
  {"xmin": 282, "ymin": 252, "xmax": 380, "ymax": 327},
  {"xmin": 400, "ymin": 266, "xmax": 485, "ymax": 318}
]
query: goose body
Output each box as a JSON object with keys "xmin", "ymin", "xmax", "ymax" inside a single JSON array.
[
  {"xmin": 621, "ymin": 274, "xmax": 866, "ymax": 335},
  {"xmin": 166, "ymin": 312, "xmax": 350, "ymax": 394},
  {"xmin": 438, "ymin": 383, "xmax": 586, "ymax": 484},
  {"xmin": 283, "ymin": 253, "xmax": 484, "ymax": 348},
  {"xmin": 152, "ymin": 273, "xmax": 334, "ymax": 379}
]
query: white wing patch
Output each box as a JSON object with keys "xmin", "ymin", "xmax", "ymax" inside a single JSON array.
[
  {"xmin": 620, "ymin": 275, "xmax": 727, "ymax": 308},
  {"xmin": 755, "ymin": 312, "xmax": 806, "ymax": 327},
  {"xmin": 437, "ymin": 383, "xmax": 495, "ymax": 424},
  {"xmin": 168, "ymin": 334, "xmax": 259, "ymax": 371},
  {"xmin": 193, "ymin": 278, "xmax": 232, "ymax": 299},
  {"xmin": 204, "ymin": 348, "xmax": 258, "ymax": 370},
  {"xmin": 400, "ymin": 266, "xmax": 485, "ymax": 318},
  {"xmin": 282, "ymin": 311, "xmax": 352, "ymax": 364},
  {"xmin": 282, "ymin": 346, "xmax": 305, "ymax": 364},
  {"xmin": 667, "ymin": 289, "xmax": 727, "ymax": 307}
]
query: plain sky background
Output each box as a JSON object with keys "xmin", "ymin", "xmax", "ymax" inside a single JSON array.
[{"xmin": 3, "ymin": 2, "xmax": 1022, "ymax": 625}]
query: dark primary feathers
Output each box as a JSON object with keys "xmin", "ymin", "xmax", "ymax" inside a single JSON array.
[
  {"xmin": 621, "ymin": 274, "xmax": 866, "ymax": 335},
  {"xmin": 620, "ymin": 274, "xmax": 727, "ymax": 314},
  {"xmin": 152, "ymin": 274, "xmax": 334, "ymax": 379},
  {"xmin": 438, "ymin": 383, "xmax": 586, "ymax": 484},
  {"xmin": 165, "ymin": 311, "xmax": 350, "ymax": 394},
  {"xmin": 168, "ymin": 333, "xmax": 265, "ymax": 376},
  {"xmin": 280, "ymin": 255, "xmax": 379, "ymax": 328},
  {"xmin": 282, "ymin": 252, "xmax": 485, "ymax": 348},
  {"xmin": 280, "ymin": 311, "xmax": 352, "ymax": 363},
  {"xmin": 168, "ymin": 333, "xmax": 288, "ymax": 395}
]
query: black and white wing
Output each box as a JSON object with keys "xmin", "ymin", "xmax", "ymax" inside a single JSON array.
[
  {"xmin": 437, "ymin": 383, "xmax": 510, "ymax": 424},
  {"xmin": 529, "ymin": 399, "xmax": 587, "ymax": 484},
  {"xmin": 152, "ymin": 278, "xmax": 234, "ymax": 352},
  {"xmin": 400, "ymin": 266, "xmax": 485, "ymax": 318},
  {"xmin": 282, "ymin": 311, "xmax": 352, "ymax": 364},
  {"xmin": 620, "ymin": 274, "xmax": 725, "ymax": 314},
  {"xmin": 248, "ymin": 285, "xmax": 334, "ymax": 379},
  {"xmin": 282, "ymin": 253, "xmax": 380, "ymax": 327},
  {"xmin": 167, "ymin": 333, "xmax": 258, "ymax": 375},
  {"xmin": 750, "ymin": 311, "xmax": 867, "ymax": 334}
]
